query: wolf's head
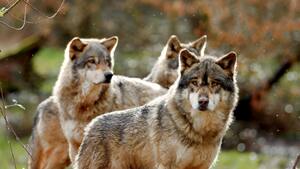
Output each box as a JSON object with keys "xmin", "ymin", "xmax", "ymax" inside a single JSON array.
[
  {"xmin": 145, "ymin": 35, "xmax": 207, "ymax": 88},
  {"xmin": 65, "ymin": 36, "xmax": 118, "ymax": 84},
  {"xmin": 175, "ymin": 49, "xmax": 238, "ymax": 114}
]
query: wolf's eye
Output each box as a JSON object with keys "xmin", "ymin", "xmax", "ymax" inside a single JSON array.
[
  {"xmin": 211, "ymin": 82, "xmax": 218, "ymax": 87},
  {"xmin": 87, "ymin": 58, "xmax": 96, "ymax": 64},
  {"xmin": 191, "ymin": 80, "xmax": 198, "ymax": 86}
]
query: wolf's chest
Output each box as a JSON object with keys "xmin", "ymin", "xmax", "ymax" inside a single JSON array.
[{"xmin": 159, "ymin": 138, "xmax": 218, "ymax": 169}]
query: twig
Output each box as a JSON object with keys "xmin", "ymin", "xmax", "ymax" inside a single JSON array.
[
  {"xmin": 0, "ymin": 0, "xmax": 21, "ymax": 17},
  {"xmin": 9, "ymin": 141, "xmax": 17, "ymax": 169},
  {"xmin": 21, "ymin": 0, "xmax": 65, "ymax": 20},
  {"xmin": 0, "ymin": 87, "xmax": 32, "ymax": 158},
  {"xmin": 5, "ymin": 0, "xmax": 65, "ymax": 24},
  {"xmin": 293, "ymin": 154, "xmax": 300, "ymax": 169},
  {"xmin": 0, "ymin": 0, "xmax": 65, "ymax": 30},
  {"xmin": 0, "ymin": 0, "xmax": 27, "ymax": 30}
]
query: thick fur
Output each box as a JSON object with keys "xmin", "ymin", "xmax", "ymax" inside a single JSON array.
[
  {"xmin": 28, "ymin": 36, "xmax": 167, "ymax": 168},
  {"xmin": 144, "ymin": 35, "xmax": 207, "ymax": 88},
  {"xmin": 53, "ymin": 37, "xmax": 167, "ymax": 163},
  {"xmin": 75, "ymin": 49, "xmax": 238, "ymax": 169},
  {"xmin": 28, "ymin": 96, "xmax": 70, "ymax": 169}
]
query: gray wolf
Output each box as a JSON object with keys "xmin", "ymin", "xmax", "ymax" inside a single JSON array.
[
  {"xmin": 28, "ymin": 36, "xmax": 167, "ymax": 169},
  {"xmin": 75, "ymin": 48, "xmax": 238, "ymax": 169},
  {"xmin": 144, "ymin": 35, "xmax": 207, "ymax": 88},
  {"xmin": 52, "ymin": 36, "xmax": 167, "ymax": 163},
  {"xmin": 28, "ymin": 96, "xmax": 70, "ymax": 169}
]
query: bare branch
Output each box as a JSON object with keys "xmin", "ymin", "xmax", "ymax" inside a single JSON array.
[
  {"xmin": 6, "ymin": 0, "xmax": 65, "ymax": 24},
  {"xmin": 9, "ymin": 141, "xmax": 17, "ymax": 169},
  {"xmin": 0, "ymin": 87, "xmax": 32, "ymax": 158},
  {"xmin": 21, "ymin": 0, "xmax": 65, "ymax": 20},
  {"xmin": 0, "ymin": 0, "xmax": 65, "ymax": 30},
  {"xmin": 0, "ymin": 0, "xmax": 27, "ymax": 30},
  {"xmin": 0, "ymin": 0, "xmax": 21, "ymax": 17}
]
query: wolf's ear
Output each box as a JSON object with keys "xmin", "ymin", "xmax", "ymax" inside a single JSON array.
[
  {"xmin": 179, "ymin": 49, "xmax": 199, "ymax": 72},
  {"xmin": 101, "ymin": 36, "xmax": 118, "ymax": 54},
  {"xmin": 191, "ymin": 35, "xmax": 207, "ymax": 57},
  {"xmin": 216, "ymin": 51, "xmax": 237, "ymax": 75},
  {"xmin": 69, "ymin": 37, "xmax": 87, "ymax": 60},
  {"xmin": 167, "ymin": 35, "xmax": 182, "ymax": 54}
]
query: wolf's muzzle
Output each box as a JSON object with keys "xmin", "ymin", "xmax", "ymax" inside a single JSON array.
[
  {"xmin": 104, "ymin": 72, "xmax": 113, "ymax": 83},
  {"xmin": 198, "ymin": 96, "xmax": 209, "ymax": 111}
]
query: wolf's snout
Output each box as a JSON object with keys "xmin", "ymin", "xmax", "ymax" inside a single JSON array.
[
  {"xmin": 198, "ymin": 96, "xmax": 209, "ymax": 111},
  {"xmin": 104, "ymin": 72, "xmax": 113, "ymax": 83}
]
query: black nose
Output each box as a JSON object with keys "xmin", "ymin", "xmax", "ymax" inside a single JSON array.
[
  {"xmin": 104, "ymin": 72, "xmax": 113, "ymax": 83},
  {"xmin": 198, "ymin": 97, "xmax": 209, "ymax": 110}
]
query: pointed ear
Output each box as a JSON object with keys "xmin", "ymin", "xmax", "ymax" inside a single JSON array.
[
  {"xmin": 167, "ymin": 35, "xmax": 182, "ymax": 53},
  {"xmin": 179, "ymin": 49, "xmax": 199, "ymax": 72},
  {"xmin": 216, "ymin": 51, "xmax": 237, "ymax": 75},
  {"xmin": 191, "ymin": 35, "xmax": 207, "ymax": 57},
  {"xmin": 101, "ymin": 36, "xmax": 118, "ymax": 53},
  {"xmin": 69, "ymin": 37, "xmax": 87, "ymax": 60}
]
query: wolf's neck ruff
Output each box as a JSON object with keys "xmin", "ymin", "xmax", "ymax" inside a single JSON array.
[{"xmin": 165, "ymin": 89, "xmax": 223, "ymax": 145}]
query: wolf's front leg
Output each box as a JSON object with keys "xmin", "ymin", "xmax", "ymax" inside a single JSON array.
[{"xmin": 68, "ymin": 140, "xmax": 81, "ymax": 163}]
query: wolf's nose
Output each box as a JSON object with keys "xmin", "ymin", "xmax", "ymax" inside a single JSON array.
[
  {"xmin": 198, "ymin": 97, "xmax": 209, "ymax": 110},
  {"xmin": 104, "ymin": 72, "xmax": 113, "ymax": 83}
]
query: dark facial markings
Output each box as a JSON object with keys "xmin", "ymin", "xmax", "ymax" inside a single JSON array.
[
  {"xmin": 178, "ymin": 59, "xmax": 235, "ymax": 92},
  {"xmin": 72, "ymin": 43, "xmax": 112, "ymax": 69},
  {"xmin": 105, "ymin": 56, "xmax": 112, "ymax": 67}
]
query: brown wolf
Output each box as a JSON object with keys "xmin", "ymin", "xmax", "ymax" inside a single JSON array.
[
  {"xmin": 28, "ymin": 36, "xmax": 167, "ymax": 169},
  {"xmin": 28, "ymin": 96, "xmax": 70, "ymax": 169},
  {"xmin": 52, "ymin": 36, "xmax": 167, "ymax": 163},
  {"xmin": 28, "ymin": 34, "xmax": 206, "ymax": 169},
  {"xmin": 144, "ymin": 35, "xmax": 207, "ymax": 88},
  {"xmin": 28, "ymin": 36, "xmax": 120, "ymax": 169},
  {"xmin": 75, "ymin": 49, "xmax": 238, "ymax": 169}
]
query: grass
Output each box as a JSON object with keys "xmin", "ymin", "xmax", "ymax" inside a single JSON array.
[
  {"xmin": 215, "ymin": 151, "xmax": 259, "ymax": 169},
  {"xmin": 0, "ymin": 133, "xmax": 28, "ymax": 169}
]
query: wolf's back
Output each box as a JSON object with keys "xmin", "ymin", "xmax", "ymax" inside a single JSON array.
[{"xmin": 111, "ymin": 75, "xmax": 167, "ymax": 109}]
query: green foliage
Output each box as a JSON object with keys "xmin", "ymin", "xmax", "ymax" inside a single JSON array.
[
  {"xmin": 0, "ymin": 7, "xmax": 7, "ymax": 17},
  {"xmin": 33, "ymin": 47, "xmax": 64, "ymax": 93},
  {"xmin": 0, "ymin": 134, "xmax": 28, "ymax": 169},
  {"xmin": 215, "ymin": 151, "xmax": 289, "ymax": 169},
  {"xmin": 216, "ymin": 151, "xmax": 260, "ymax": 169},
  {"xmin": 33, "ymin": 47, "xmax": 64, "ymax": 76}
]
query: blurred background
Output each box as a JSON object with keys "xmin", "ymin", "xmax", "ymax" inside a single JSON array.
[{"xmin": 0, "ymin": 0, "xmax": 299, "ymax": 168}]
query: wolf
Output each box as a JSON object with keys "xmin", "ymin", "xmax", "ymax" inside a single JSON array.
[
  {"xmin": 28, "ymin": 36, "xmax": 120, "ymax": 169},
  {"xmin": 28, "ymin": 96, "xmax": 70, "ymax": 169},
  {"xmin": 75, "ymin": 48, "xmax": 238, "ymax": 169},
  {"xmin": 28, "ymin": 34, "xmax": 206, "ymax": 169},
  {"xmin": 28, "ymin": 36, "xmax": 167, "ymax": 169},
  {"xmin": 52, "ymin": 36, "xmax": 167, "ymax": 163},
  {"xmin": 144, "ymin": 35, "xmax": 207, "ymax": 88}
]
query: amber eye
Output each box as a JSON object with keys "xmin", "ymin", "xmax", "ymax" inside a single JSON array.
[
  {"xmin": 211, "ymin": 81, "xmax": 218, "ymax": 87},
  {"xmin": 87, "ymin": 58, "xmax": 96, "ymax": 64},
  {"xmin": 191, "ymin": 80, "xmax": 198, "ymax": 86}
]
